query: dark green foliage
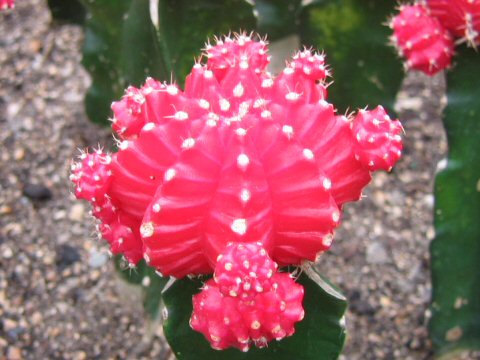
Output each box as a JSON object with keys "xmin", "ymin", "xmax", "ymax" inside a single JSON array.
[
  {"xmin": 78, "ymin": 0, "xmax": 256, "ymax": 125},
  {"xmin": 115, "ymin": 257, "xmax": 168, "ymax": 319},
  {"xmin": 253, "ymin": 0, "xmax": 302, "ymax": 41},
  {"xmin": 430, "ymin": 47, "xmax": 480, "ymax": 357},
  {"xmin": 162, "ymin": 265, "xmax": 347, "ymax": 360},
  {"xmin": 79, "ymin": 0, "xmax": 167, "ymax": 124},
  {"xmin": 48, "ymin": 0, "xmax": 86, "ymax": 24},
  {"xmin": 300, "ymin": 0, "xmax": 403, "ymax": 113}
]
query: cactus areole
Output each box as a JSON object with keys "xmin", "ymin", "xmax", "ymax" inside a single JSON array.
[{"xmin": 71, "ymin": 33, "xmax": 403, "ymax": 350}]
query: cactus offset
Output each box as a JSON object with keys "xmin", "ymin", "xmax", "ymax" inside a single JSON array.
[
  {"xmin": 352, "ymin": 106, "xmax": 403, "ymax": 172},
  {"xmin": 190, "ymin": 242, "xmax": 304, "ymax": 352},
  {"xmin": 390, "ymin": 3, "xmax": 454, "ymax": 75}
]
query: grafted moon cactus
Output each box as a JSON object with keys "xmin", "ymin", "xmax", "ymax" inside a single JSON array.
[{"xmin": 71, "ymin": 33, "xmax": 403, "ymax": 280}]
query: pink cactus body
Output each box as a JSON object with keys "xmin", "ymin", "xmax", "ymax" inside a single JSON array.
[
  {"xmin": 352, "ymin": 106, "xmax": 403, "ymax": 172},
  {"xmin": 391, "ymin": 3, "xmax": 454, "ymax": 75},
  {"xmin": 0, "ymin": 0, "xmax": 14, "ymax": 9},
  {"xmin": 72, "ymin": 33, "xmax": 403, "ymax": 279},
  {"xmin": 190, "ymin": 242, "xmax": 304, "ymax": 352},
  {"xmin": 427, "ymin": 0, "xmax": 480, "ymax": 45}
]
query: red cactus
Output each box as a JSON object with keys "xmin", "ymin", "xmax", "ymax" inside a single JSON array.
[
  {"xmin": 427, "ymin": 0, "xmax": 480, "ymax": 45},
  {"xmin": 190, "ymin": 242, "xmax": 304, "ymax": 351},
  {"xmin": 390, "ymin": 3, "xmax": 455, "ymax": 75},
  {"xmin": 352, "ymin": 106, "xmax": 403, "ymax": 172},
  {"xmin": 0, "ymin": 0, "xmax": 14, "ymax": 10},
  {"xmin": 71, "ymin": 33, "xmax": 403, "ymax": 278}
]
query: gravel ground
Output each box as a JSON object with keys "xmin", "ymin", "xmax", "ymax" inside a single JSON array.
[{"xmin": 0, "ymin": 1, "xmax": 476, "ymax": 359}]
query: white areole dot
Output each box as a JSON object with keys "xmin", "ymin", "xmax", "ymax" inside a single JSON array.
[
  {"xmin": 166, "ymin": 85, "xmax": 178, "ymax": 95},
  {"xmin": 237, "ymin": 154, "xmax": 250, "ymax": 170},
  {"xmin": 231, "ymin": 218, "xmax": 248, "ymax": 235},
  {"xmin": 303, "ymin": 148, "xmax": 314, "ymax": 160},
  {"xmin": 282, "ymin": 125, "xmax": 294, "ymax": 138},
  {"xmin": 199, "ymin": 99, "xmax": 210, "ymax": 109},
  {"xmin": 152, "ymin": 203, "xmax": 161, "ymax": 213},
  {"xmin": 261, "ymin": 110, "xmax": 271, "ymax": 119},
  {"xmin": 164, "ymin": 168, "xmax": 176, "ymax": 181},
  {"xmin": 285, "ymin": 92, "xmax": 301, "ymax": 101},
  {"xmin": 236, "ymin": 128, "xmax": 247, "ymax": 137},
  {"xmin": 204, "ymin": 70, "xmax": 213, "ymax": 79},
  {"xmin": 233, "ymin": 83, "xmax": 245, "ymax": 97},
  {"xmin": 323, "ymin": 234, "xmax": 333, "ymax": 247},
  {"xmin": 140, "ymin": 222, "xmax": 155, "ymax": 238},
  {"xmin": 240, "ymin": 189, "xmax": 251, "ymax": 203},
  {"xmin": 332, "ymin": 211, "xmax": 340, "ymax": 223},
  {"xmin": 119, "ymin": 141, "xmax": 129, "ymax": 150},
  {"xmin": 261, "ymin": 78, "xmax": 273, "ymax": 88},
  {"xmin": 174, "ymin": 111, "xmax": 189, "ymax": 121},
  {"xmin": 142, "ymin": 122, "xmax": 155, "ymax": 131},
  {"xmin": 220, "ymin": 99, "xmax": 230, "ymax": 111},
  {"xmin": 253, "ymin": 98, "xmax": 266, "ymax": 108},
  {"xmin": 322, "ymin": 177, "xmax": 332, "ymax": 190},
  {"xmin": 181, "ymin": 137, "xmax": 195, "ymax": 150}
]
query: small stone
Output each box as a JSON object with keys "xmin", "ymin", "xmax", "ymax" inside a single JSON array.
[
  {"xmin": 56, "ymin": 244, "xmax": 81, "ymax": 269},
  {"xmin": 7, "ymin": 346, "xmax": 23, "ymax": 360},
  {"xmin": 0, "ymin": 205, "xmax": 13, "ymax": 215},
  {"xmin": 2, "ymin": 246, "xmax": 14, "ymax": 259},
  {"xmin": 366, "ymin": 242, "xmax": 389, "ymax": 264},
  {"xmin": 31, "ymin": 312, "xmax": 42, "ymax": 325},
  {"xmin": 88, "ymin": 250, "xmax": 108, "ymax": 268},
  {"xmin": 23, "ymin": 183, "xmax": 52, "ymax": 201},
  {"xmin": 14, "ymin": 148, "xmax": 25, "ymax": 161},
  {"xmin": 68, "ymin": 203, "xmax": 85, "ymax": 222}
]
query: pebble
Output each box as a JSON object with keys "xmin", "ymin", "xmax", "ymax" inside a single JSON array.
[
  {"xmin": 68, "ymin": 203, "xmax": 85, "ymax": 222},
  {"xmin": 88, "ymin": 250, "xmax": 108, "ymax": 268},
  {"xmin": 7, "ymin": 346, "xmax": 23, "ymax": 360},
  {"xmin": 22, "ymin": 183, "xmax": 52, "ymax": 201},
  {"xmin": 56, "ymin": 244, "xmax": 81, "ymax": 269},
  {"xmin": 366, "ymin": 242, "xmax": 389, "ymax": 264},
  {"xmin": 0, "ymin": 205, "xmax": 13, "ymax": 215},
  {"xmin": 14, "ymin": 148, "xmax": 25, "ymax": 161}
]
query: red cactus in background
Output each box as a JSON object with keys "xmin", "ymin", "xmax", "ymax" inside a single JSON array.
[
  {"xmin": 0, "ymin": 0, "xmax": 14, "ymax": 10},
  {"xmin": 390, "ymin": 3, "xmax": 454, "ymax": 75},
  {"xmin": 427, "ymin": 0, "xmax": 480, "ymax": 45},
  {"xmin": 390, "ymin": 1, "xmax": 480, "ymax": 75},
  {"xmin": 71, "ymin": 33, "xmax": 403, "ymax": 279}
]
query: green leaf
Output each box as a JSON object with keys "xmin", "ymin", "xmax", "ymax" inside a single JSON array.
[
  {"xmin": 252, "ymin": 0, "xmax": 302, "ymax": 41},
  {"xmin": 115, "ymin": 257, "xmax": 168, "ymax": 319},
  {"xmin": 162, "ymin": 266, "xmax": 346, "ymax": 359},
  {"xmin": 79, "ymin": 0, "xmax": 256, "ymax": 125},
  {"xmin": 430, "ymin": 47, "xmax": 480, "ymax": 357},
  {"xmin": 156, "ymin": 0, "xmax": 256, "ymax": 84},
  {"xmin": 47, "ymin": 0, "xmax": 86, "ymax": 24},
  {"xmin": 299, "ymin": 0, "xmax": 402, "ymax": 113},
  {"xmin": 80, "ymin": 0, "xmax": 168, "ymax": 125}
]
